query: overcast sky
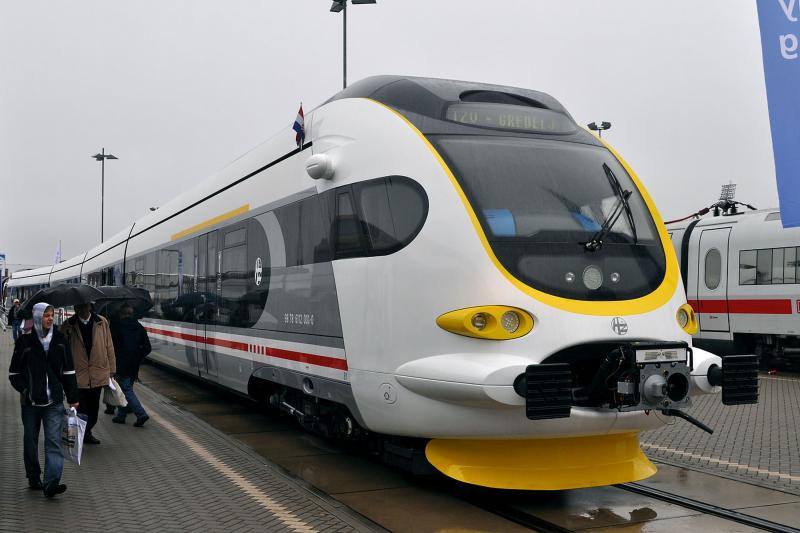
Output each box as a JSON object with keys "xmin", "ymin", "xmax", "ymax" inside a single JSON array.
[{"xmin": 0, "ymin": 0, "xmax": 775, "ymax": 271}]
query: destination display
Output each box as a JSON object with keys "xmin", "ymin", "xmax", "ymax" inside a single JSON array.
[{"xmin": 445, "ymin": 102, "xmax": 575, "ymax": 134}]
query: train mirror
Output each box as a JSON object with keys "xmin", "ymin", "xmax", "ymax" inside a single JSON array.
[{"xmin": 305, "ymin": 153, "xmax": 335, "ymax": 180}]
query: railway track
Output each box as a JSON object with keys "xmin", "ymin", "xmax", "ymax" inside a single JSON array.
[
  {"xmin": 460, "ymin": 481, "xmax": 800, "ymax": 532},
  {"xmin": 619, "ymin": 482, "xmax": 799, "ymax": 533}
]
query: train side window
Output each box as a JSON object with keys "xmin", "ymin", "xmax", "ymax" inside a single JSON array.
[
  {"xmin": 739, "ymin": 250, "xmax": 756, "ymax": 285},
  {"xmin": 756, "ymin": 249, "xmax": 772, "ymax": 285},
  {"xmin": 354, "ymin": 176, "xmax": 428, "ymax": 255},
  {"xmin": 333, "ymin": 191, "xmax": 365, "ymax": 259},
  {"xmin": 220, "ymin": 226, "xmax": 248, "ymax": 327},
  {"xmin": 704, "ymin": 249, "xmax": 721, "ymax": 290},
  {"xmin": 787, "ymin": 247, "xmax": 798, "ymax": 284},
  {"xmin": 772, "ymin": 248, "xmax": 785, "ymax": 284}
]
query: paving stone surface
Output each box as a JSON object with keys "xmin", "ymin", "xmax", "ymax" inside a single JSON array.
[
  {"xmin": 0, "ymin": 334, "xmax": 379, "ymax": 533},
  {"xmin": 642, "ymin": 373, "xmax": 800, "ymax": 496}
]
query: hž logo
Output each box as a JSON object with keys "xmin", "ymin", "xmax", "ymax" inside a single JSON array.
[
  {"xmin": 254, "ymin": 257, "xmax": 262, "ymax": 286},
  {"xmin": 611, "ymin": 317, "xmax": 628, "ymax": 335}
]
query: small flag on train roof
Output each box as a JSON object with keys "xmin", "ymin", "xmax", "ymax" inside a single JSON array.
[{"xmin": 292, "ymin": 104, "xmax": 305, "ymax": 147}]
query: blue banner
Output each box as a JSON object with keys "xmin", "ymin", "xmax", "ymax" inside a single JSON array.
[{"xmin": 757, "ymin": 0, "xmax": 800, "ymax": 228}]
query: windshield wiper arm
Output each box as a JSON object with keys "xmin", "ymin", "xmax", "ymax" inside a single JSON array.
[
  {"xmin": 584, "ymin": 163, "xmax": 635, "ymax": 252},
  {"xmin": 603, "ymin": 163, "xmax": 638, "ymax": 245}
]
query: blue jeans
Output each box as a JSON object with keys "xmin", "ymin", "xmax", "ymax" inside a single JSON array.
[
  {"xmin": 12, "ymin": 319, "xmax": 22, "ymax": 342},
  {"xmin": 21, "ymin": 403, "xmax": 64, "ymax": 484},
  {"xmin": 114, "ymin": 376, "xmax": 147, "ymax": 419}
]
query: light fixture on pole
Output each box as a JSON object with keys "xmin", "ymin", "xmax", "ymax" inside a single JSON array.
[
  {"xmin": 91, "ymin": 148, "xmax": 118, "ymax": 243},
  {"xmin": 329, "ymin": 0, "xmax": 376, "ymax": 89},
  {"xmin": 587, "ymin": 121, "xmax": 611, "ymax": 138}
]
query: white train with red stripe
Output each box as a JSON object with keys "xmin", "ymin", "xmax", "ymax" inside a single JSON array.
[
  {"xmin": 667, "ymin": 208, "xmax": 800, "ymax": 364},
  {"xmin": 5, "ymin": 76, "xmax": 757, "ymax": 491}
]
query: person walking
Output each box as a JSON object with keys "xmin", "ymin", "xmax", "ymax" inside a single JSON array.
[
  {"xmin": 61, "ymin": 302, "xmax": 116, "ymax": 445},
  {"xmin": 7, "ymin": 298, "xmax": 22, "ymax": 341},
  {"xmin": 110, "ymin": 303, "xmax": 152, "ymax": 427},
  {"xmin": 8, "ymin": 303, "xmax": 79, "ymax": 497}
]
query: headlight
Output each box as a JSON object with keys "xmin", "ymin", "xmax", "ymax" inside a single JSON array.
[
  {"xmin": 436, "ymin": 306, "xmax": 534, "ymax": 340},
  {"xmin": 501, "ymin": 311, "xmax": 520, "ymax": 333},
  {"xmin": 471, "ymin": 313, "xmax": 488, "ymax": 330},
  {"xmin": 676, "ymin": 303, "xmax": 698, "ymax": 334}
]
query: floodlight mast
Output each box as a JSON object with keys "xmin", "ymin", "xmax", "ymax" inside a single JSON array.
[{"xmin": 329, "ymin": 0, "xmax": 376, "ymax": 89}]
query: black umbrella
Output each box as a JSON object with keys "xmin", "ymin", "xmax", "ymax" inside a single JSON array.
[
  {"xmin": 18, "ymin": 284, "xmax": 106, "ymax": 319},
  {"xmin": 94, "ymin": 286, "xmax": 153, "ymax": 319}
]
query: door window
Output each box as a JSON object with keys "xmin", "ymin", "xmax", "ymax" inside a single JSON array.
[{"xmin": 704, "ymin": 248, "xmax": 722, "ymax": 290}]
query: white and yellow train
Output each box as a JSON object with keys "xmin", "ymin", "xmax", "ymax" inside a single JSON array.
[{"xmin": 5, "ymin": 76, "xmax": 757, "ymax": 490}]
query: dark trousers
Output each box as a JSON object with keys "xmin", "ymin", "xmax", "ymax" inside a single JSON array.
[
  {"xmin": 78, "ymin": 387, "xmax": 102, "ymax": 437},
  {"xmin": 21, "ymin": 403, "xmax": 64, "ymax": 483}
]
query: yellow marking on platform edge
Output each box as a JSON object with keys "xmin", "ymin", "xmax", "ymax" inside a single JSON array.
[
  {"xmin": 171, "ymin": 204, "xmax": 249, "ymax": 241},
  {"xmin": 149, "ymin": 411, "xmax": 318, "ymax": 532},
  {"xmin": 642, "ymin": 441, "xmax": 800, "ymax": 482}
]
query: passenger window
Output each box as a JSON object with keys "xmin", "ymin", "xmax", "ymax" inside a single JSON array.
[
  {"xmin": 787, "ymin": 248, "xmax": 798, "ymax": 284},
  {"xmin": 334, "ymin": 191, "xmax": 364, "ymax": 259},
  {"xmin": 739, "ymin": 250, "xmax": 756, "ymax": 285},
  {"xmin": 354, "ymin": 176, "xmax": 428, "ymax": 255},
  {"xmin": 772, "ymin": 248, "xmax": 785, "ymax": 284},
  {"xmin": 704, "ymin": 249, "xmax": 721, "ymax": 290},
  {"xmin": 756, "ymin": 249, "xmax": 772, "ymax": 285}
]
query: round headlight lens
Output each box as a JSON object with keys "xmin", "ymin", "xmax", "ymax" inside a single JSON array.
[
  {"xmin": 500, "ymin": 311, "xmax": 520, "ymax": 333},
  {"xmin": 610, "ymin": 272, "xmax": 621, "ymax": 284},
  {"xmin": 565, "ymin": 272, "xmax": 576, "ymax": 283},
  {"xmin": 471, "ymin": 313, "xmax": 488, "ymax": 330},
  {"xmin": 582, "ymin": 265, "xmax": 603, "ymax": 290},
  {"xmin": 677, "ymin": 308, "xmax": 689, "ymax": 328}
]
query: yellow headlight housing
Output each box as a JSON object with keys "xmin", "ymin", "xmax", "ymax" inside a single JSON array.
[
  {"xmin": 436, "ymin": 306, "xmax": 534, "ymax": 340},
  {"xmin": 676, "ymin": 303, "xmax": 698, "ymax": 335}
]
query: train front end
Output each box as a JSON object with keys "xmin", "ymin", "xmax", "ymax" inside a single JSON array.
[{"xmin": 317, "ymin": 76, "xmax": 758, "ymax": 490}]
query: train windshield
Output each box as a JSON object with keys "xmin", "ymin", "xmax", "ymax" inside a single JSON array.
[{"xmin": 431, "ymin": 136, "xmax": 666, "ymax": 300}]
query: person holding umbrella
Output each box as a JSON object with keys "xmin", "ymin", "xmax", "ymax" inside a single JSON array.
[
  {"xmin": 109, "ymin": 303, "xmax": 151, "ymax": 426},
  {"xmin": 61, "ymin": 301, "xmax": 116, "ymax": 445},
  {"xmin": 8, "ymin": 303, "xmax": 79, "ymax": 497}
]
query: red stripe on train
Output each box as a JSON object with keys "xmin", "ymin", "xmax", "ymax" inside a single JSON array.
[
  {"xmin": 688, "ymin": 299, "xmax": 793, "ymax": 315},
  {"xmin": 144, "ymin": 326, "xmax": 348, "ymax": 370}
]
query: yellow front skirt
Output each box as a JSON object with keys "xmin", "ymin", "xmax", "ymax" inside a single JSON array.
[{"xmin": 425, "ymin": 432, "xmax": 656, "ymax": 490}]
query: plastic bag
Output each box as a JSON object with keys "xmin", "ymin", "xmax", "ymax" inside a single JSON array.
[
  {"xmin": 102, "ymin": 377, "xmax": 128, "ymax": 407},
  {"xmin": 61, "ymin": 407, "xmax": 86, "ymax": 465}
]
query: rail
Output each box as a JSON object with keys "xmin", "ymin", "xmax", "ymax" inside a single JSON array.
[{"xmin": 618, "ymin": 482, "xmax": 799, "ymax": 533}]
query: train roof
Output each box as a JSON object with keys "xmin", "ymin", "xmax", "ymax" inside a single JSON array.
[
  {"xmin": 666, "ymin": 208, "xmax": 781, "ymax": 231},
  {"xmin": 327, "ymin": 75, "xmax": 601, "ymax": 146}
]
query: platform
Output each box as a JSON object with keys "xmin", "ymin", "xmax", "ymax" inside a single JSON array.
[
  {"xmin": 642, "ymin": 370, "xmax": 800, "ymax": 496},
  {"xmin": 0, "ymin": 334, "xmax": 379, "ymax": 533}
]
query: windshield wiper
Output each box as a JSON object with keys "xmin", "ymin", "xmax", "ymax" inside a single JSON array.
[{"xmin": 584, "ymin": 163, "xmax": 637, "ymax": 252}]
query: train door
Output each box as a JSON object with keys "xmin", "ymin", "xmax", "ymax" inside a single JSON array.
[
  {"xmin": 196, "ymin": 231, "xmax": 220, "ymax": 379},
  {"xmin": 697, "ymin": 227, "xmax": 731, "ymax": 332}
]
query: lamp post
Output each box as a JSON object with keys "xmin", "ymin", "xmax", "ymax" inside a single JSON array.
[
  {"xmin": 587, "ymin": 121, "xmax": 611, "ymax": 138},
  {"xmin": 91, "ymin": 148, "xmax": 118, "ymax": 243},
  {"xmin": 329, "ymin": 0, "xmax": 376, "ymax": 89}
]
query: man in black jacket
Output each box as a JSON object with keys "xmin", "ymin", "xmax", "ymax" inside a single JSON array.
[
  {"xmin": 8, "ymin": 303, "xmax": 79, "ymax": 497},
  {"xmin": 110, "ymin": 303, "xmax": 151, "ymax": 427}
]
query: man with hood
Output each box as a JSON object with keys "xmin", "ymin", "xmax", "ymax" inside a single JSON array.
[
  {"xmin": 110, "ymin": 303, "xmax": 151, "ymax": 426},
  {"xmin": 61, "ymin": 301, "xmax": 116, "ymax": 445},
  {"xmin": 8, "ymin": 302, "xmax": 79, "ymax": 497}
]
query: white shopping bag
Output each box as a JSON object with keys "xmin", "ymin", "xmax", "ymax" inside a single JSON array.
[
  {"xmin": 61, "ymin": 407, "xmax": 86, "ymax": 465},
  {"xmin": 102, "ymin": 377, "xmax": 128, "ymax": 407}
]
